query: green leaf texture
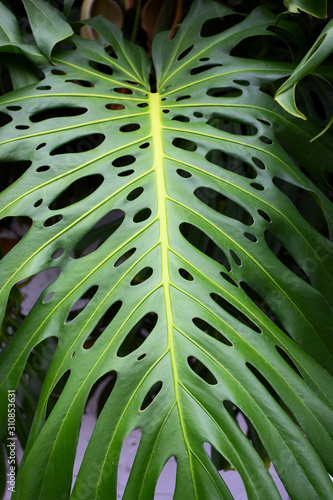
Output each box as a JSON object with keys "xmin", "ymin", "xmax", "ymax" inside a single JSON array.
[
  {"xmin": 22, "ymin": 0, "xmax": 73, "ymax": 60},
  {"xmin": 284, "ymin": 0, "xmax": 327, "ymax": 18},
  {"xmin": 0, "ymin": 1, "xmax": 333, "ymax": 499},
  {"xmin": 275, "ymin": 17, "xmax": 333, "ymax": 119}
]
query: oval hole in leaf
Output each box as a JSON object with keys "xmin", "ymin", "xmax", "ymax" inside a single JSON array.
[
  {"xmin": 36, "ymin": 85, "xmax": 51, "ymax": 90},
  {"xmin": 233, "ymin": 79, "xmax": 250, "ymax": 86},
  {"xmin": 206, "ymin": 117, "xmax": 257, "ymax": 136},
  {"xmin": 114, "ymin": 248, "xmax": 136, "ymax": 267},
  {"xmin": 177, "ymin": 45, "xmax": 194, "ymax": 60},
  {"xmin": 73, "ymin": 209, "xmax": 125, "ymax": 258},
  {"xmin": 190, "ymin": 64, "xmax": 222, "ymax": 75},
  {"xmin": 114, "ymin": 87, "xmax": 133, "ymax": 95},
  {"xmin": 127, "ymin": 187, "xmax": 144, "ymax": 201},
  {"xmin": 130, "ymin": 267, "xmax": 153, "ymax": 286},
  {"xmin": 220, "ymin": 271, "xmax": 238, "ymax": 287},
  {"xmin": 6, "ymin": 105, "xmax": 21, "ymax": 111},
  {"xmin": 177, "ymin": 168, "xmax": 192, "ymax": 178},
  {"xmin": 206, "ymin": 87, "xmax": 242, "ymax": 98},
  {"xmin": 139, "ymin": 142, "xmax": 150, "ymax": 149},
  {"xmin": 211, "ymin": 293, "xmax": 261, "ymax": 333},
  {"xmin": 44, "ymin": 214, "xmax": 63, "ymax": 227},
  {"xmin": 133, "ymin": 208, "xmax": 152, "ymax": 223},
  {"xmin": 89, "ymin": 60, "xmax": 113, "ymax": 75},
  {"xmin": 172, "ymin": 115, "xmax": 190, "ymax": 122},
  {"xmin": 194, "ymin": 187, "xmax": 254, "ymax": 225},
  {"xmin": 65, "ymin": 79, "xmax": 94, "ymax": 87},
  {"xmin": 118, "ymin": 169, "xmax": 134, "ymax": 177},
  {"xmin": 251, "ymin": 182, "xmax": 264, "ymax": 191},
  {"xmin": 206, "ymin": 150, "xmax": 256, "ymax": 178},
  {"xmin": 36, "ymin": 143, "xmax": 46, "ymax": 150},
  {"xmin": 275, "ymin": 345, "xmax": 303, "ymax": 379},
  {"xmin": 140, "ymin": 381, "xmax": 163, "ymax": 411},
  {"xmin": 178, "ymin": 268, "xmax": 194, "ymax": 281},
  {"xmin": 119, "ymin": 123, "xmax": 140, "ymax": 132},
  {"xmin": 244, "ymin": 232, "xmax": 257, "ymax": 242},
  {"xmin": 83, "ymin": 300, "xmax": 122, "ymax": 349},
  {"xmin": 117, "ymin": 312, "xmax": 158, "ymax": 357},
  {"xmin": 246, "ymin": 362, "xmax": 279, "ymax": 401},
  {"xmin": 65, "ymin": 285, "xmax": 98, "ymax": 323},
  {"xmin": 172, "ymin": 137, "xmax": 197, "ymax": 151},
  {"xmin": 187, "ymin": 356, "xmax": 217, "ymax": 385},
  {"xmin": 193, "ymin": 317, "xmax": 233, "ymax": 346},
  {"xmin": 252, "ymin": 157, "xmax": 265, "ymax": 170},
  {"xmin": 105, "ymin": 103, "xmax": 125, "ymax": 110},
  {"xmin": 175, "ymin": 95, "xmax": 191, "ymax": 101},
  {"xmin": 43, "ymin": 292, "xmax": 54, "ymax": 303},
  {"xmin": 258, "ymin": 209, "xmax": 271, "ymax": 222},
  {"xmin": 51, "ymin": 248, "xmax": 64, "ymax": 259},
  {"xmin": 49, "ymin": 174, "xmax": 104, "ymax": 210},
  {"xmin": 259, "ymin": 135, "xmax": 273, "ymax": 145},
  {"xmin": 180, "ymin": 222, "xmax": 231, "ymax": 271},
  {"xmin": 50, "ymin": 133, "xmax": 105, "ymax": 155},
  {"xmin": 230, "ymin": 249, "xmax": 241, "ymax": 266},
  {"xmin": 30, "ymin": 107, "xmax": 87, "ymax": 123},
  {"xmin": 51, "ymin": 69, "xmax": 66, "ymax": 75},
  {"xmin": 46, "ymin": 370, "xmax": 70, "ymax": 420},
  {"xmin": 257, "ymin": 118, "xmax": 271, "ymax": 126}
]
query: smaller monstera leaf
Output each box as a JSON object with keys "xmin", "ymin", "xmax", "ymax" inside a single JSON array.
[
  {"xmin": 284, "ymin": 0, "xmax": 327, "ymax": 18},
  {"xmin": 275, "ymin": 17, "xmax": 333, "ymax": 120},
  {"xmin": 0, "ymin": 1, "xmax": 333, "ymax": 500}
]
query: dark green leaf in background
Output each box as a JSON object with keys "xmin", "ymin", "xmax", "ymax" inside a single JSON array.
[{"xmin": 22, "ymin": 0, "xmax": 73, "ymax": 60}]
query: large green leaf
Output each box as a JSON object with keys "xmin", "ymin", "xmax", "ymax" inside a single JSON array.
[{"xmin": 0, "ymin": 1, "xmax": 333, "ymax": 498}]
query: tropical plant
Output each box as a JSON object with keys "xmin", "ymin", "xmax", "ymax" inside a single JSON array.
[{"xmin": 0, "ymin": 0, "xmax": 333, "ymax": 498}]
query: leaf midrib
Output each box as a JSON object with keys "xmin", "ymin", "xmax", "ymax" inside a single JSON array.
[{"xmin": 150, "ymin": 91, "xmax": 197, "ymax": 497}]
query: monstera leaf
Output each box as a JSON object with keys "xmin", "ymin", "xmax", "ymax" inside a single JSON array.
[{"xmin": 0, "ymin": 0, "xmax": 333, "ymax": 498}]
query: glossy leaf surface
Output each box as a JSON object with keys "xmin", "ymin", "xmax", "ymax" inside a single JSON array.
[{"xmin": 0, "ymin": 1, "xmax": 333, "ymax": 499}]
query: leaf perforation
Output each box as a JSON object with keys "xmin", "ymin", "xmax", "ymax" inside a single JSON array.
[
  {"xmin": 179, "ymin": 382, "xmax": 266, "ymax": 497},
  {"xmin": 177, "ymin": 327, "xmax": 327, "ymax": 498},
  {"xmin": 53, "ymin": 57, "xmax": 149, "ymax": 94},
  {"xmin": 173, "ymin": 197, "xmax": 331, "ymax": 349},
  {"xmin": 164, "ymin": 154, "xmax": 333, "ymax": 280},
  {"xmin": 0, "ymin": 135, "xmax": 152, "ymax": 219},
  {"xmin": 0, "ymin": 111, "xmax": 150, "ymax": 147}
]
